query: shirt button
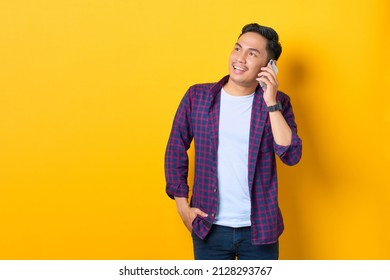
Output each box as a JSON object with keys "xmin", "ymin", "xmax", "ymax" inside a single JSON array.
[
  {"xmin": 213, "ymin": 188, "xmax": 217, "ymax": 192},
  {"xmin": 211, "ymin": 213, "xmax": 215, "ymax": 217}
]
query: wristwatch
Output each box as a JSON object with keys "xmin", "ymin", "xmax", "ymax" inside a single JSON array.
[{"xmin": 267, "ymin": 101, "xmax": 283, "ymax": 112}]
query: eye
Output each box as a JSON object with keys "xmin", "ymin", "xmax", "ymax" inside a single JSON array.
[{"xmin": 249, "ymin": 52, "xmax": 257, "ymax": 57}]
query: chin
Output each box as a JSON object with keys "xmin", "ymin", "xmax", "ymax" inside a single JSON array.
[{"xmin": 230, "ymin": 75, "xmax": 254, "ymax": 87}]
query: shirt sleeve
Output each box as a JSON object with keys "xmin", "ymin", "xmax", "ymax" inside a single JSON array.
[
  {"xmin": 164, "ymin": 89, "xmax": 194, "ymax": 199},
  {"xmin": 273, "ymin": 95, "xmax": 302, "ymax": 166}
]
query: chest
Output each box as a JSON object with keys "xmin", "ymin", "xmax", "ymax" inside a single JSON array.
[{"xmin": 218, "ymin": 92, "xmax": 254, "ymax": 144}]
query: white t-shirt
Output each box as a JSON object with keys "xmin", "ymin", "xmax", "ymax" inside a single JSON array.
[{"xmin": 214, "ymin": 88, "xmax": 254, "ymax": 227}]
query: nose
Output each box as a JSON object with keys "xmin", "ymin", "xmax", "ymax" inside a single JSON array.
[{"xmin": 236, "ymin": 52, "xmax": 246, "ymax": 63}]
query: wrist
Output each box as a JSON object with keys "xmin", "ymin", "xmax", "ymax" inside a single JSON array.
[
  {"xmin": 175, "ymin": 197, "xmax": 190, "ymax": 213},
  {"xmin": 265, "ymin": 100, "xmax": 277, "ymax": 107},
  {"xmin": 266, "ymin": 101, "xmax": 283, "ymax": 112}
]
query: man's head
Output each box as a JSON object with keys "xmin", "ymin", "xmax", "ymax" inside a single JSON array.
[
  {"xmin": 239, "ymin": 23, "xmax": 282, "ymax": 61},
  {"xmin": 227, "ymin": 23, "xmax": 282, "ymax": 92}
]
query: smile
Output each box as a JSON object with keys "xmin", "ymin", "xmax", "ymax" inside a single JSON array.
[{"xmin": 233, "ymin": 65, "xmax": 247, "ymax": 72}]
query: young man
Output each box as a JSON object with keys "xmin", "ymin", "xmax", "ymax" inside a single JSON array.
[{"xmin": 165, "ymin": 23, "xmax": 302, "ymax": 260}]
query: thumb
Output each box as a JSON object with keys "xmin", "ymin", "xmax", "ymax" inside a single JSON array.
[{"xmin": 194, "ymin": 208, "xmax": 208, "ymax": 218}]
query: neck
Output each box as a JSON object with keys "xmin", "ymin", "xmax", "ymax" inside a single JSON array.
[{"xmin": 223, "ymin": 79, "xmax": 257, "ymax": 96}]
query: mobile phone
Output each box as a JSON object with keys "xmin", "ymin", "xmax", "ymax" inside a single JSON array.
[{"xmin": 259, "ymin": 59, "xmax": 278, "ymax": 90}]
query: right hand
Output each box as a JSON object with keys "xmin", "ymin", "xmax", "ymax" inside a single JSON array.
[{"xmin": 175, "ymin": 197, "xmax": 208, "ymax": 232}]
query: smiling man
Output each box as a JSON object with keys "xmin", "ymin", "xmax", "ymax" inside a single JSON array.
[{"xmin": 165, "ymin": 23, "xmax": 302, "ymax": 260}]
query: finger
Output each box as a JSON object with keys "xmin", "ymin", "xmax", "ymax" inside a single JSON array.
[
  {"xmin": 256, "ymin": 75, "xmax": 273, "ymax": 86},
  {"xmin": 257, "ymin": 71, "xmax": 277, "ymax": 85},
  {"xmin": 193, "ymin": 208, "xmax": 208, "ymax": 217},
  {"xmin": 257, "ymin": 77, "xmax": 279, "ymax": 92},
  {"xmin": 256, "ymin": 76, "xmax": 267, "ymax": 84},
  {"xmin": 260, "ymin": 68, "xmax": 276, "ymax": 80},
  {"xmin": 260, "ymin": 65, "xmax": 277, "ymax": 77}
]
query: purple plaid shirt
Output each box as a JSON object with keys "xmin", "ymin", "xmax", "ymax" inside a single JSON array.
[{"xmin": 165, "ymin": 75, "xmax": 302, "ymax": 245}]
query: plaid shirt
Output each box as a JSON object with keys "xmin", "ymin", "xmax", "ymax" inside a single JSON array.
[{"xmin": 165, "ymin": 75, "xmax": 302, "ymax": 245}]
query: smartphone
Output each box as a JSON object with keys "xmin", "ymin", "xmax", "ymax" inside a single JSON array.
[{"xmin": 259, "ymin": 59, "xmax": 278, "ymax": 90}]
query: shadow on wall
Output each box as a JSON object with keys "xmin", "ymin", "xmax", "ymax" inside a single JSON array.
[{"xmin": 277, "ymin": 46, "xmax": 338, "ymax": 259}]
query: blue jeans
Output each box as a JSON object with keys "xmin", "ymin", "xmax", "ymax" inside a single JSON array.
[{"xmin": 192, "ymin": 225, "xmax": 279, "ymax": 260}]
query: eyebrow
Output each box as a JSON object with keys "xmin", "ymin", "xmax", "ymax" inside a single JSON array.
[{"xmin": 235, "ymin": 42, "xmax": 261, "ymax": 54}]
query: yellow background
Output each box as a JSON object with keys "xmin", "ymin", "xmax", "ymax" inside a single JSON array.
[{"xmin": 0, "ymin": 0, "xmax": 389, "ymax": 259}]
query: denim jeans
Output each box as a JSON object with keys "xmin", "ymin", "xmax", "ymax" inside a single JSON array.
[{"xmin": 192, "ymin": 225, "xmax": 279, "ymax": 260}]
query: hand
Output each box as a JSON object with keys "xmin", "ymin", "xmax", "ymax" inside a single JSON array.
[
  {"xmin": 256, "ymin": 63, "xmax": 279, "ymax": 106},
  {"xmin": 180, "ymin": 207, "xmax": 208, "ymax": 232},
  {"xmin": 175, "ymin": 197, "xmax": 208, "ymax": 232}
]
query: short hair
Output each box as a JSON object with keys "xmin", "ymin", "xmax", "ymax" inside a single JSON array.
[{"xmin": 239, "ymin": 23, "xmax": 282, "ymax": 60}]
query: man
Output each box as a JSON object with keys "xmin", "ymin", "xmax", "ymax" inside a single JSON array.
[{"xmin": 165, "ymin": 23, "xmax": 302, "ymax": 260}]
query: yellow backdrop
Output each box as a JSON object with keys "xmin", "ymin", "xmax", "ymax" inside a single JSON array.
[{"xmin": 0, "ymin": 0, "xmax": 389, "ymax": 259}]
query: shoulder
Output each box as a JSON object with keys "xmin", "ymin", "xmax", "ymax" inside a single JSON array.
[
  {"xmin": 187, "ymin": 82, "xmax": 216, "ymax": 94},
  {"xmin": 184, "ymin": 82, "xmax": 217, "ymax": 101},
  {"xmin": 184, "ymin": 75, "xmax": 228, "ymax": 101}
]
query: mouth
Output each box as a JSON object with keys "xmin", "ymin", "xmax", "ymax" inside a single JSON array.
[{"xmin": 232, "ymin": 64, "xmax": 248, "ymax": 73}]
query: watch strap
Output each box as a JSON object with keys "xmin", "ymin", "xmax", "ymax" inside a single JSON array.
[{"xmin": 267, "ymin": 101, "xmax": 283, "ymax": 112}]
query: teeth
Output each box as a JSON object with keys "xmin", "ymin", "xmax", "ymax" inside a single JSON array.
[{"xmin": 234, "ymin": 66, "xmax": 245, "ymax": 71}]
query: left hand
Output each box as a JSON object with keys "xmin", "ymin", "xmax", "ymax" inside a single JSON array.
[{"xmin": 256, "ymin": 63, "xmax": 279, "ymax": 106}]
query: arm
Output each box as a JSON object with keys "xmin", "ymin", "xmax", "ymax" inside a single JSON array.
[
  {"xmin": 257, "ymin": 63, "xmax": 302, "ymax": 165},
  {"xmin": 165, "ymin": 89, "xmax": 209, "ymax": 231},
  {"xmin": 268, "ymin": 110, "xmax": 292, "ymax": 146},
  {"xmin": 165, "ymin": 91, "xmax": 193, "ymax": 199},
  {"xmin": 272, "ymin": 97, "xmax": 302, "ymax": 165},
  {"xmin": 258, "ymin": 62, "xmax": 292, "ymax": 145}
]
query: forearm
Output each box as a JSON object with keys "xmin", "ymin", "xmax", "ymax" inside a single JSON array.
[
  {"xmin": 174, "ymin": 196, "xmax": 190, "ymax": 215},
  {"xmin": 269, "ymin": 111, "xmax": 292, "ymax": 146}
]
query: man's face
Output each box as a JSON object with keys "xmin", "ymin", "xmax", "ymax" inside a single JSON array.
[{"xmin": 228, "ymin": 32, "xmax": 269, "ymax": 89}]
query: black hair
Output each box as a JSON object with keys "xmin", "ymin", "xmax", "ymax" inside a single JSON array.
[{"xmin": 239, "ymin": 23, "xmax": 282, "ymax": 60}]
